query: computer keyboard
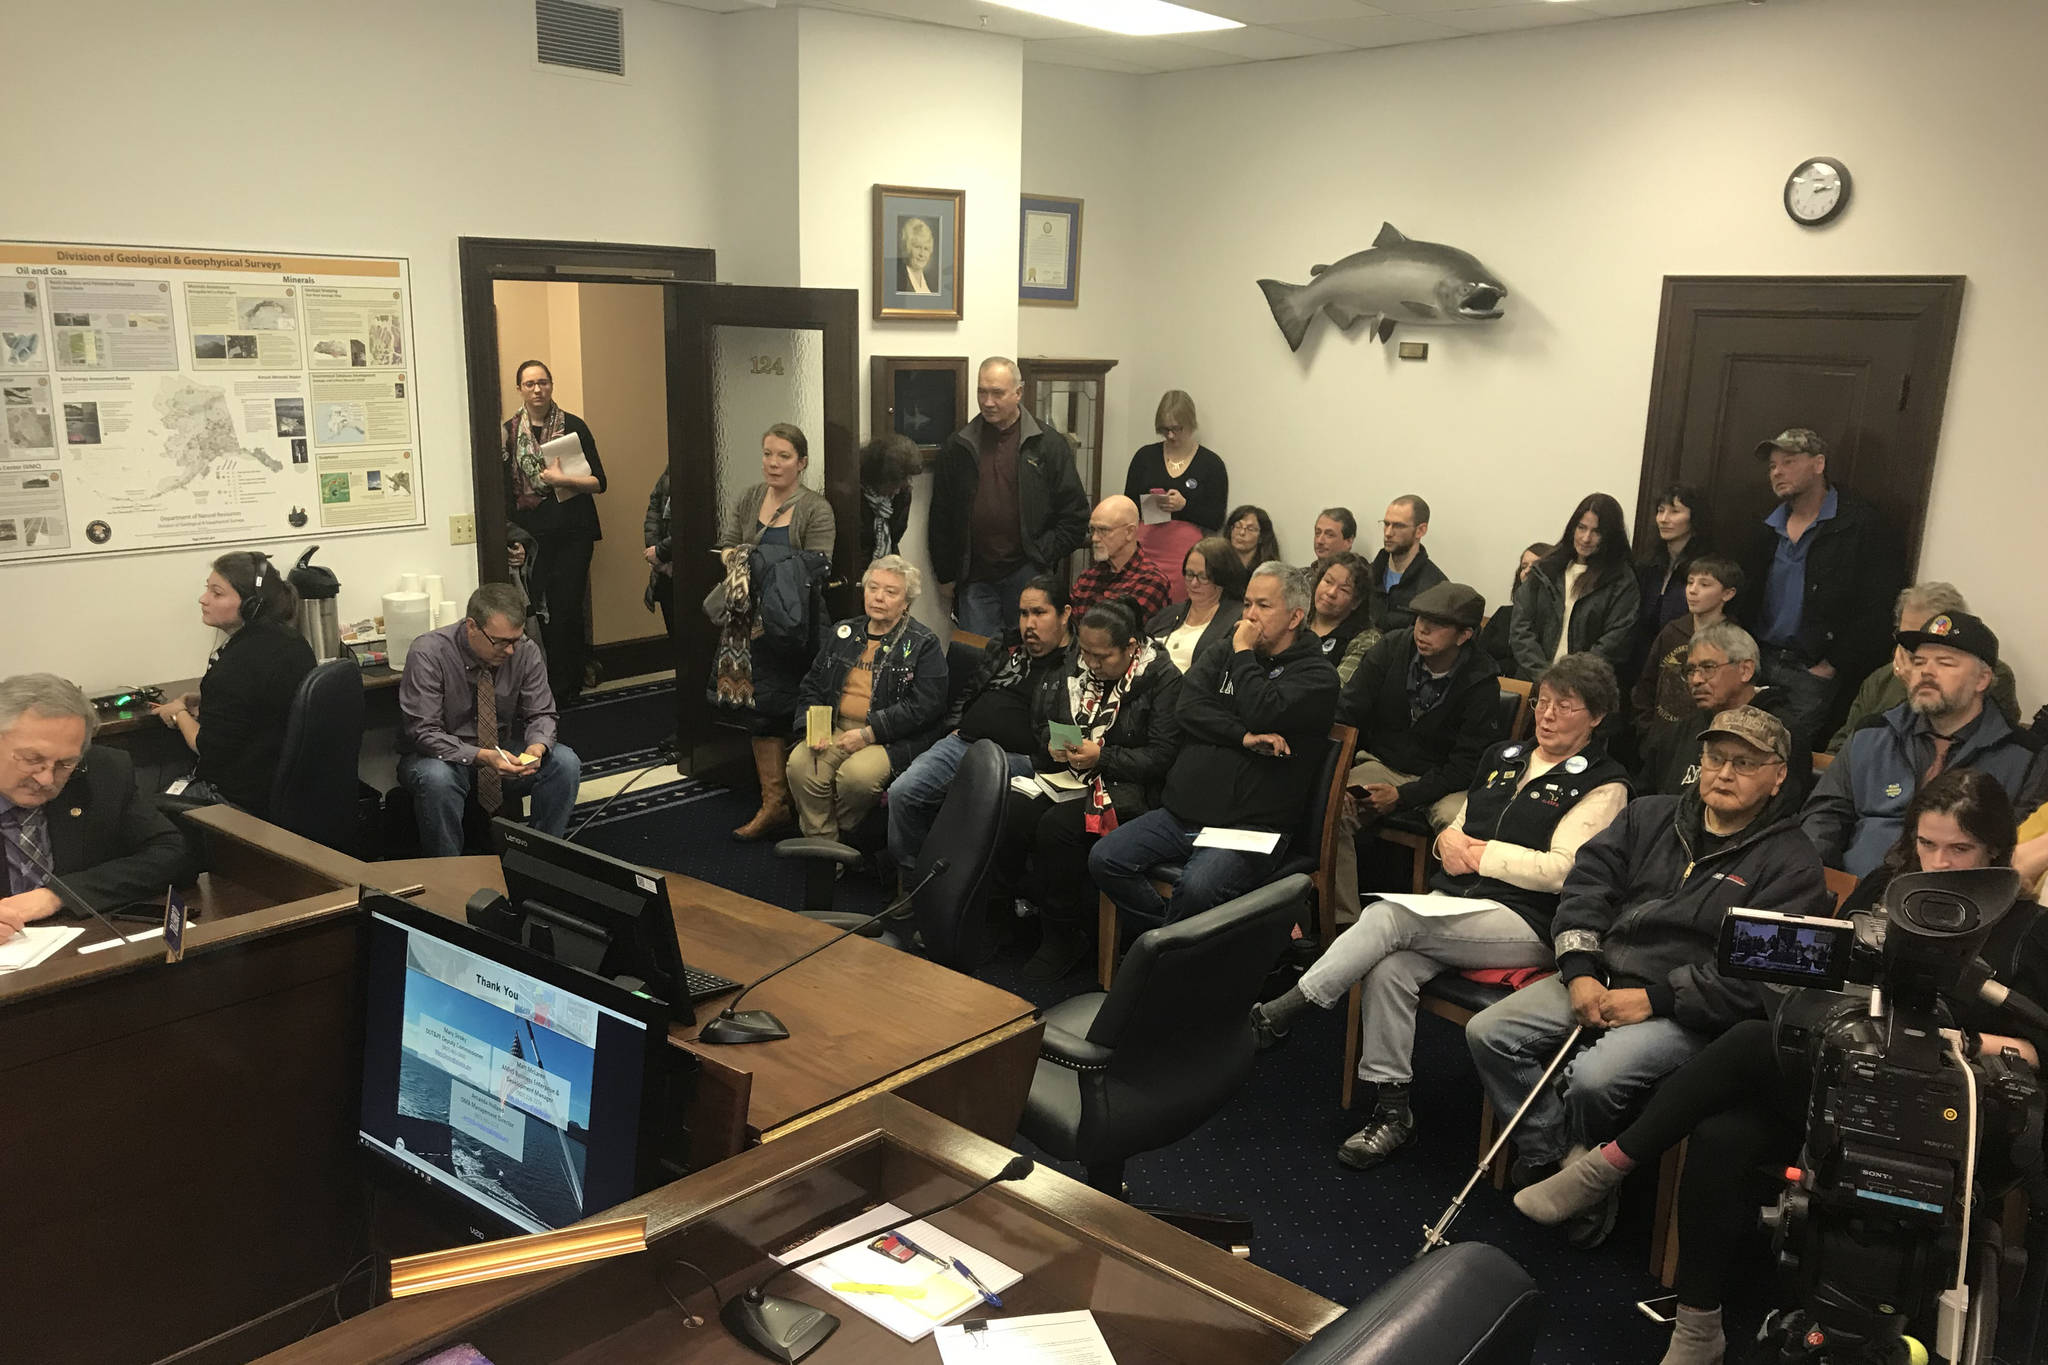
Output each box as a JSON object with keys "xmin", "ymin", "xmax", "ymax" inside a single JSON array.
[{"xmin": 683, "ymin": 964, "xmax": 742, "ymax": 1002}]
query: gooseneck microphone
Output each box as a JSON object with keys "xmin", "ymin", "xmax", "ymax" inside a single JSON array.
[
  {"xmin": 698, "ymin": 858, "xmax": 949, "ymax": 1046},
  {"xmin": 0, "ymin": 823, "xmax": 152, "ymax": 952},
  {"xmin": 722, "ymin": 1154, "xmax": 1035, "ymax": 1363}
]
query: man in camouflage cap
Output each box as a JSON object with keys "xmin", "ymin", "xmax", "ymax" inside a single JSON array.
[{"xmin": 1737, "ymin": 426, "xmax": 1904, "ymax": 749}]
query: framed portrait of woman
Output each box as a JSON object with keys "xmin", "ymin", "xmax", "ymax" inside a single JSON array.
[{"xmin": 873, "ymin": 184, "xmax": 964, "ymax": 322}]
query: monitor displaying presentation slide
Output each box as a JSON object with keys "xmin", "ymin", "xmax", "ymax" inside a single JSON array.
[{"xmin": 357, "ymin": 895, "xmax": 661, "ymax": 1236}]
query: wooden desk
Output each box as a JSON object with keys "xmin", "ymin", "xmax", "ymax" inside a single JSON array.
[
  {"xmin": 259, "ymin": 1095, "xmax": 1345, "ymax": 1365},
  {"xmin": 383, "ymin": 854, "xmax": 1045, "ymax": 1165},
  {"xmin": 93, "ymin": 661, "xmax": 401, "ymax": 738}
]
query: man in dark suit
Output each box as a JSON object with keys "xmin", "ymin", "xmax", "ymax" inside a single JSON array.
[{"xmin": 0, "ymin": 673, "xmax": 192, "ymax": 941}]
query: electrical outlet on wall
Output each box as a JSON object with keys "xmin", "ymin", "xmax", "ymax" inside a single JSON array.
[{"xmin": 450, "ymin": 514, "xmax": 476, "ymax": 545}]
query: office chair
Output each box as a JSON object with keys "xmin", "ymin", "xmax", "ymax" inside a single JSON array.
[
  {"xmin": 268, "ymin": 660, "xmax": 367, "ymax": 855},
  {"xmin": 1282, "ymin": 1241, "xmax": 1542, "ymax": 1364},
  {"xmin": 774, "ymin": 736, "xmax": 1007, "ymax": 973},
  {"xmin": 1021, "ymin": 874, "xmax": 1308, "ymax": 1250}
]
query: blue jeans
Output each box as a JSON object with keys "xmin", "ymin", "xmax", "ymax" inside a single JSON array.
[
  {"xmin": 1088, "ymin": 808, "xmax": 1287, "ymax": 926},
  {"xmin": 1465, "ymin": 974, "xmax": 1710, "ymax": 1167},
  {"xmin": 398, "ymin": 744, "xmax": 583, "ymax": 857},
  {"xmin": 955, "ymin": 563, "xmax": 1041, "ymax": 639},
  {"xmin": 887, "ymin": 732, "xmax": 1037, "ymax": 874}
]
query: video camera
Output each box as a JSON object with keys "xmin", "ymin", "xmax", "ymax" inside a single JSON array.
[{"xmin": 1717, "ymin": 870, "xmax": 2047, "ymax": 1364}]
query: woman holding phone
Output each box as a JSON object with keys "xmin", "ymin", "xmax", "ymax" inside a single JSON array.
[{"xmin": 1123, "ymin": 390, "xmax": 1228, "ymax": 602}]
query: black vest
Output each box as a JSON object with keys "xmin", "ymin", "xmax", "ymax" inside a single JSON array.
[{"xmin": 1431, "ymin": 738, "xmax": 1631, "ymax": 937}]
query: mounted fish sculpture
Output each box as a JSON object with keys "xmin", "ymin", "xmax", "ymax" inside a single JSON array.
[{"xmin": 1257, "ymin": 223, "xmax": 1508, "ymax": 352}]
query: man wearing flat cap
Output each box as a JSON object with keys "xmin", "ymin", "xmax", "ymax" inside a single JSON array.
[
  {"xmin": 1466, "ymin": 703, "xmax": 1828, "ymax": 1245},
  {"xmin": 1801, "ymin": 611, "xmax": 2048, "ymax": 876},
  {"xmin": 1329, "ymin": 581, "xmax": 1503, "ymax": 914},
  {"xmin": 1737, "ymin": 426, "xmax": 1904, "ymax": 746}
]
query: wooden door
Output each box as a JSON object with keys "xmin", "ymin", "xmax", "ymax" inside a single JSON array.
[{"xmin": 1635, "ymin": 276, "xmax": 1964, "ymax": 571}]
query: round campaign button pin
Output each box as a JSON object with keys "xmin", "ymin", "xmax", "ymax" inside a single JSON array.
[
  {"xmin": 1564, "ymin": 755, "xmax": 1588, "ymax": 774},
  {"xmin": 1186, "ymin": 477, "xmax": 1198, "ymax": 488},
  {"xmin": 1502, "ymin": 745, "xmax": 1521, "ymax": 759},
  {"xmin": 837, "ymin": 624, "xmax": 852, "ymax": 638},
  {"xmin": 1268, "ymin": 666, "xmax": 1284, "ymax": 678}
]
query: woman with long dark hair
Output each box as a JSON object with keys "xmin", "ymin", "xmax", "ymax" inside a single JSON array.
[
  {"xmin": 1514, "ymin": 769, "xmax": 2047, "ymax": 1365},
  {"xmin": 1305, "ymin": 550, "xmax": 1378, "ymax": 665},
  {"xmin": 1480, "ymin": 541, "xmax": 1549, "ymax": 676},
  {"xmin": 502, "ymin": 358, "xmax": 606, "ymax": 704},
  {"xmin": 1627, "ymin": 483, "xmax": 1713, "ymax": 683},
  {"xmin": 149, "ymin": 551, "xmax": 316, "ymax": 816},
  {"xmin": 1509, "ymin": 493, "xmax": 1638, "ymax": 677},
  {"xmin": 1223, "ymin": 504, "xmax": 1280, "ymax": 575}
]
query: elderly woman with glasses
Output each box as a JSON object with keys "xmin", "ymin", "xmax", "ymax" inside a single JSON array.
[
  {"xmin": 1252, "ymin": 653, "xmax": 1632, "ymax": 1173},
  {"xmin": 1123, "ymin": 389, "xmax": 1229, "ymax": 601},
  {"xmin": 784, "ymin": 555, "xmax": 950, "ymax": 843}
]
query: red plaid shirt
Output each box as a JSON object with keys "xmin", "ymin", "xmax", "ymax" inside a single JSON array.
[{"xmin": 1070, "ymin": 544, "xmax": 1171, "ymax": 621}]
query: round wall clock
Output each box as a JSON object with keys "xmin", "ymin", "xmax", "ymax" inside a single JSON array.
[{"xmin": 1785, "ymin": 157, "xmax": 1851, "ymax": 227}]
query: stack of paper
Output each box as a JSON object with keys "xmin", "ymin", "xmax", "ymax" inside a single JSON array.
[
  {"xmin": 538, "ymin": 432, "xmax": 593, "ymax": 503},
  {"xmin": 0, "ymin": 924, "xmax": 84, "ymax": 972},
  {"xmin": 777, "ymin": 1202, "xmax": 1022, "ymax": 1342}
]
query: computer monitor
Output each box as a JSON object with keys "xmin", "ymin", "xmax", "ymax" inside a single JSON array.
[
  {"xmin": 357, "ymin": 893, "xmax": 665, "ymax": 1238},
  {"xmin": 488, "ymin": 817, "xmax": 698, "ymax": 1022}
]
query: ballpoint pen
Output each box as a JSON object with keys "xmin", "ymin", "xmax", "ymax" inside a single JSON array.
[
  {"xmin": 886, "ymin": 1229, "xmax": 950, "ymax": 1270},
  {"xmin": 950, "ymin": 1256, "xmax": 1002, "ymax": 1308}
]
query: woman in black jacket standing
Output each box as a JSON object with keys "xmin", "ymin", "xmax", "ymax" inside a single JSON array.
[
  {"xmin": 503, "ymin": 359, "xmax": 606, "ymax": 704},
  {"xmin": 150, "ymin": 551, "xmax": 316, "ymax": 817},
  {"xmin": 1013, "ymin": 597, "xmax": 1184, "ymax": 981},
  {"xmin": 1123, "ymin": 390, "xmax": 1228, "ymax": 602}
]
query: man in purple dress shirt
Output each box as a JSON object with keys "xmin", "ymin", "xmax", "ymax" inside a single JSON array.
[{"xmin": 397, "ymin": 583, "xmax": 581, "ymax": 856}]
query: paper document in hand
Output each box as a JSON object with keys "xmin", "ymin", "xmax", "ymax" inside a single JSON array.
[
  {"xmin": 1046, "ymin": 720, "xmax": 1087, "ymax": 753},
  {"xmin": 538, "ymin": 432, "xmax": 590, "ymax": 502},
  {"xmin": 1139, "ymin": 493, "xmax": 1172, "ymax": 525},
  {"xmin": 1370, "ymin": 892, "xmax": 1512, "ymax": 918},
  {"xmin": 1193, "ymin": 827, "xmax": 1281, "ymax": 855},
  {"xmin": 935, "ymin": 1310, "xmax": 1119, "ymax": 1363},
  {"xmin": 777, "ymin": 1201, "xmax": 1022, "ymax": 1342},
  {"xmin": 0, "ymin": 924, "xmax": 85, "ymax": 971}
]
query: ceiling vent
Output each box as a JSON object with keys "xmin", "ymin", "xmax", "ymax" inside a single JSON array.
[{"xmin": 537, "ymin": 0, "xmax": 626, "ymax": 78}]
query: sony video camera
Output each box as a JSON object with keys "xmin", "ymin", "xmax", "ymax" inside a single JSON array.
[{"xmin": 1717, "ymin": 869, "xmax": 2047, "ymax": 1364}]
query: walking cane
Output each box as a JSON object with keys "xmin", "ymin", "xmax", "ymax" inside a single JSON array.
[{"xmin": 1415, "ymin": 1023, "xmax": 1585, "ymax": 1259}]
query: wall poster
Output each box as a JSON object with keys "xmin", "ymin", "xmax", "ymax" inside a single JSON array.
[{"xmin": 0, "ymin": 240, "xmax": 424, "ymax": 562}]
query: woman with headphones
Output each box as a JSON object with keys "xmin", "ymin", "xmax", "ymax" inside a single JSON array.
[{"xmin": 150, "ymin": 550, "xmax": 317, "ymax": 817}]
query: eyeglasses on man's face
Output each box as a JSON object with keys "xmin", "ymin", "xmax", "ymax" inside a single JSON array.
[
  {"xmin": 1684, "ymin": 659, "xmax": 1738, "ymax": 679},
  {"xmin": 9, "ymin": 749, "xmax": 81, "ymax": 781},
  {"xmin": 1699, "ymin": 748, "xmax": 1780, "ymax": 775}
]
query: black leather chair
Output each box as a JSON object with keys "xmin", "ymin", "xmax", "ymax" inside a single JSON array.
[
  {"xmin": 1023, "ymin": 874, "xmax": 1308, "ymax": 1202},
  {"xmin": 269, "ymin": 659, "xmax": 366, "ymax": 854},
  {"xmin": 1283, "ymin": 1242, "xmax": 1541, "ymax": 1365},
  {"xmin": 774, "ymin": 736, "xmax": 1007, "ymax": 973}
]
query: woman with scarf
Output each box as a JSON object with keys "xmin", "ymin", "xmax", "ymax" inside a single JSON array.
[
  {"xmin": 784, "ymin": 554, "xmax": 948, "ymax": 842},
  {"xmin": 858, "ymin": 432, "xmax": 921, "ymax": 565},
  {"xmin": 1013, "ymin": 597, "xmax": 1184, "ymax": 981},
  {"xmin": 502, "ymin": 359, "xmax": 606, "ymax": 704},
  {"xmin": 718, "ymin": 422, "xmax": 837, "ymax": 840}
]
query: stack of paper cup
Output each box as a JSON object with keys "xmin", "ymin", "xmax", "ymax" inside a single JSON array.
[
  {"xmin": 421, "ymin": 574, "xmax": 444, "ymax": 608},
  {"xmin": 384, "ymin": 591, "xmax": 432, "ymax": 671},
  {"xmin": 433, "ymin": 600, "xmax": 460, "ymax": 628},
  {"xmin": 398, "ymin": 572, "xmax": 421, "ymax": 594}
]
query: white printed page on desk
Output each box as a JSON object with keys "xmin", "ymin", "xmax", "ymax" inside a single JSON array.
[
  {"xmin": 934, "ymin": 1310, "xmax": 1119, "ymax": 1363},
  {"xmin": 0, "ymin": 924, "xmax": 85, "ymax": 971},
  {"xmin": 778, "ymin": 1202, "xmax": 1022, "ymax": 1342}
]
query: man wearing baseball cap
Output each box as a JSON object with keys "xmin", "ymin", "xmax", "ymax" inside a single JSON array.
[
  {"xmin": 1329, "ymin": 581, "xmax": 1503, "ymax": 914},
  {"xmin": 1801, "ymin": 611, "xmax": 2048, "ymax": 876},
  {"xmin": 1468, "ymin": 702, "xmax": 1827, "ymax": 1247},
  {"xmin": 1736, "ymin": 427, "xmax": 1904, "ymax": 748}
]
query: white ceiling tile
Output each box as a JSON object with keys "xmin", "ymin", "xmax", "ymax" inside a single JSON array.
[
  {"xmin": 1366, "ymin": 0, "xmax": 1529, "ymax": 12},
  {"xmin": 1578, "ymin": 0, "xmax": 1738, "ymax": 14},
  {"xmin": 1274, "ymin": 12, "xmax": 1463, "ymax": 45},
  {"xmin": 1427, "ymin": 3, "xmax": 1608, "ymax": 34},
  {"xmin": 1169, "ymin": 24, "xmax": 1355, "ymax": 58}
]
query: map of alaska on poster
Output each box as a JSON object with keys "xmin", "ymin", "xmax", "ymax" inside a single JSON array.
[{"xmin": 0, "ymin": 241, "xmax": 424, "ymax": 562}]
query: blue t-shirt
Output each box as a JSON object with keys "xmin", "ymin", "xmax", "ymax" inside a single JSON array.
[{"xmin": 1757, "ymin": 487, "xmax": 1838, "ymax": 649}]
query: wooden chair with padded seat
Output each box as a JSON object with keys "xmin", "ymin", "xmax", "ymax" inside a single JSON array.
[{"xmin": 1096, "ymin": 725, "xmax": 1358, "ymax": 990}]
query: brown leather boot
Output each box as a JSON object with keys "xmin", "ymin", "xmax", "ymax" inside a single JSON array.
[{"xmin": 732, "ymin": 737, "xmax": 793, "ymax": 841}]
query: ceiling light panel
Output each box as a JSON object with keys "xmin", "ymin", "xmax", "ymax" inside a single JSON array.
[{"xmin": 981, "ymin": 0, "xmax": 1245, "ymax": 37}]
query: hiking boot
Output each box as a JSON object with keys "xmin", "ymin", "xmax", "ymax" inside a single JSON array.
[{"xmin": 1336, "ymin": 1109, "xmax": 1416, "ymax": 1170}]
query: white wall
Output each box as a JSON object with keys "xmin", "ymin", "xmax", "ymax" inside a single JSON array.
[
  {"xmin": 1036, "ymin": 0, "xmax": 2048, "ymax": 707},
  {"xmin": 6, "ymin": 0, "xmax": 724, "ymax": 689},
  {"xmin": 1018, "ymin": 63, "xmax": 1147, "ymax": 493},
  {"xmin": 793, "ymin": 8, "xmax": 1023, "ymax": 635}
]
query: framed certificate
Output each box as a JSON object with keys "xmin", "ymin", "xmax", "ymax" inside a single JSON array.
[{"xmin": 1019, "ymin": 193, "xmax": 1082, "ymax": 307}]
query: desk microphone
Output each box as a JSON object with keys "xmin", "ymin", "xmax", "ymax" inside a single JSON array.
[
  {"xmin": 722, "ymin": 1154, "xmax": 1034, "ymax": 1363},
  {"xmin": 0, "ymin": 823, "xmax": 153, "ymax": 952},
  {"xmin": 698, "ymin": 858, "xmax": 948, "ymax": 1046}
]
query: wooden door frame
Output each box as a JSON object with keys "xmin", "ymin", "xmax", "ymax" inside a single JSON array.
[
  {"xmin": 456, "ymin": 237, "xmax": 717, "ymax": 682},
  {"xmin": 1635, "ymin": 275, "xmax": 1965, "ymax": 570}
]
